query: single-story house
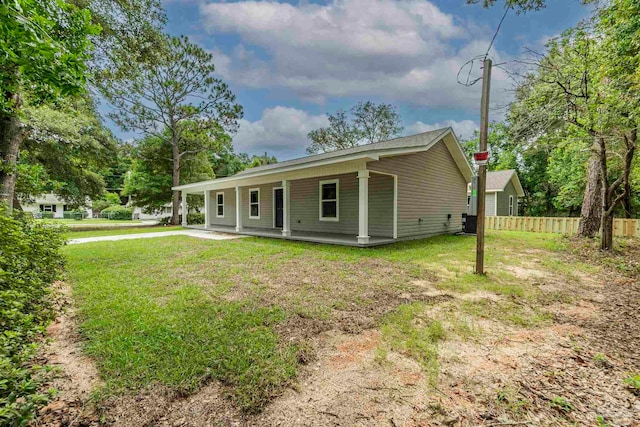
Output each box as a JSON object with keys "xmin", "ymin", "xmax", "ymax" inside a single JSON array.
[
  {"xmin": 22, "ymin": 193, "xmax": 93, "ymax": 218},
  {"xmin": 173, "ymin": 128, "xmax": 473, "ymax": 246},
  {"xmin": 468, "ymin": 170, "xmax": 524, "ymax": 217},
  {"xmin": 132, "ymin": 204, "xmax": 182, "ymax": 220}
]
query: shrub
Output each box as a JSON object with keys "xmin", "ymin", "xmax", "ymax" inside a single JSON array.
[
  {"xmin": 63, "ymin": 210, "xmax": 85, "ymax": 220},
  {"xmin": 92, "ymin": 193, "xmax": 121, "ymax": 214},
  {"xmin": 186, "ymin": 212, "xmax": 205, "ymax": 224},
  {"xmin": 100, "ymin": 206, "xmax": 133, "ymax": 220},
  {"xmin": 0, "ymin": 207, "xmax": 65, "ymax": 424},
  {"xmin": 40, "ymin": 212, "xmax": 54, "ymax": 219}
]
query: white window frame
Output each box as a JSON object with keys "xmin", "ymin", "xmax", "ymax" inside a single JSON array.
[
  {"xmin": 509, "ymin": 195, "xmax": 514, "ymax": 216},
  {"xmin": 249, "ymin": 188, "xmax": 260, "ymax": 219},
  {"xmin": 319, "ymin": 179, "xmax": 339, "ymax": 222},
  {"xmin": 42, "ymin": 205, "xmax": 54, "ymax": 212},
  {"xmin": 216, "ymin": 192, "xmax": 225, "ymax": 218}
]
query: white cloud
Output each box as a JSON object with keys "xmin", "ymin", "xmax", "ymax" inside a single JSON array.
[
  {"xmin": 406, "ymin": 119, "xmax": 479, "ymax": 141},
  {"xmin": 200, "ymin": 0, "xmax": 515, "ymax": 109},
  {"xmin": 232, "ymin": 106, "xmax": 480, "ymax": 161},
  {"xmin": 232, "ymin": 106, "xmax": 328, "ymax": 159}
]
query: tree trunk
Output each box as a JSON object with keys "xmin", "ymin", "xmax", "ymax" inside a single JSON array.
[
  {"xmin": 0, "ymin": 109, "xmax": 24, "ymax": 212},
  {"xmin": 623, "ymin": 181, "xmax": 632, "ymax": 218},
  {"xmin": 171, "ymin": 139, "xmax": 181, "ymax": 225},
  {"xmin": 578, "ymin": 138, "xmax": 603, "ymax": 238},
  {"xmin": 600, "ymin": 212, "xmax": 614, "ymax": 250}
]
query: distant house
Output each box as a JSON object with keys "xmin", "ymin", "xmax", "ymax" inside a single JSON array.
[
  {"xmin": 22, "ymin": 192, "xmax": 93, "ymax": 218},
  {"xmin": 468, "ymin": 170, "xmax": 524, "ymax": 217},
  {"xmin": 173, "ymin": 128, "xmax": 473, "ymax": 246},
  {"xmin": 132, "ymin": 204, "xmax": 182, "ymax": 220}
]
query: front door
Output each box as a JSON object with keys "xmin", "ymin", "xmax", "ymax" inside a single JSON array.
[{"xmin": 274, "ymin": 188, "xmax": 284, "ymax": 228}]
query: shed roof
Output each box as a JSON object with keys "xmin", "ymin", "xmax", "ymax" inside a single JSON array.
[{"xmin": 486, "ymin": 170, "xmax": 525, "ymax": 196}]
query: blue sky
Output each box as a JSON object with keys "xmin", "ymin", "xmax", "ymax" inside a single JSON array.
[{"xmin": 114, "ymin": 0, "xmax": 588, "ymax": 160}]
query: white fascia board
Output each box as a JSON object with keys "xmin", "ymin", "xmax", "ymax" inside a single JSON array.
[
  {"xmin": 442, "ymin": 130, "xmax": 474, "ymax": 183},
  {"xmin": 468, "ymin": 189, "xmax": 500, "ymax": 194},
  {"xmin": 175, "ymin": 158, "xmax": 371, "ymax": 193},
  {"xmin": 511, "ymin": 173, "xmax": 525, "ymax": 197},
  {"xmin": 173, "ymin": 154, "xmax": 380, "ymax": 192}
]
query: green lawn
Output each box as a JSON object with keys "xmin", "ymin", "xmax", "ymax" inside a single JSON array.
[
  {"xmin": 66, "ymin": 225, "xmax": 183, "ymax": 239},
  {"xmin": 62, "ymin": 231, "xmax": 585, "ymax": 413},
  {"xmin": 39, "ymin": 218, "xmax": 143, "ymax": 225}
]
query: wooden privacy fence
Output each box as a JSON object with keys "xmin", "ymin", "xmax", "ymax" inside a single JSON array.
[{"xmin": 486, "ymin": 216, "xmax": 640, "ymax": 238}]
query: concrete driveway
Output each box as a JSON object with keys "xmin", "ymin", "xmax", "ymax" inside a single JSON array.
[{"xmin": 67, "ymin": 229, "xmax": 247, "ymax": 245}]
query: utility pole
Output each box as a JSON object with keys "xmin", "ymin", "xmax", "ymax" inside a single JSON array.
[{"xmin": 475, "ymin": 58, "xmax": 492, "ymax": 275}]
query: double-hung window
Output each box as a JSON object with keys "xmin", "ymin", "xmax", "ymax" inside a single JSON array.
[
  {"xmin": 216, "ymin": 192, "xmax": 224, "ymax": 218},
  {"xmin": 319, "ymin": 179, "xmax": 339, "ymax": 221},
  {"xmin": 249, "ymin": 188, "xmax": 260, "ymax": 219},
  {"xmin": 509, "ymin": 195, "xmax": 514, "ymax": 216}
]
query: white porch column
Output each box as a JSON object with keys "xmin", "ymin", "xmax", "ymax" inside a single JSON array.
[
  {"xmin": 181, "ymin": 191, "xmax": 188, "ymax": 227},
  {"xmin": 235, "ymin": 186, "xmax": 243, "ymax": 232},
  {"xmin": 282, "ymin": 180, "xmax": 291, "ymax": 237},
  {"xmin": 203, "ymin": 190, "xmax": 210, "ymax": 229},
  {"xmin": 357, "ymin": 170, "xmax": 370, "ymax": 244}
]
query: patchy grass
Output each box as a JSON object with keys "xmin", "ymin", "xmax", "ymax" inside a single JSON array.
[
  {"xmin": 64, "ymin": 238, "xmax": 298, "ymax": 412},
  {"xmin": 378, "ymin": 303, "xmax": 445, "ymax": 380},
  {"xmin": 65, "ymin": 225, "xmax": 183, "ymax": 239},
  {"xmin": 61, "ymin": 230, "xmax": 587, "ymax": 415},
  {"xmin": 460, "ymin": 298, "xmax": 553, "ymax": 327},
  {"xmin": 624, "ymin": 373, "xmax": 640, "ymax": 391}
]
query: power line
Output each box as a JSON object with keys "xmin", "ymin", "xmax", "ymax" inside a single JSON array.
[
  {"xmin": 485, "ymin": 6, "xmax": 510, "ymax": 59},
  {"xmin": 457, "ymin": 5, "xmax": 511, "ymax": 87}
]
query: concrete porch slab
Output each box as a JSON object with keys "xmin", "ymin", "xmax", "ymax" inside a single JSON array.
[{"xmin": 185, "ymin": 225, "xmax": 397, "ymax": 247}]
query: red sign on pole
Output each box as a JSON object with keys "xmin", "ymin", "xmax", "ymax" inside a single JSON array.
[{"xmin": 473, "ymin": 151, "xmax": 489, "ymax": 165}]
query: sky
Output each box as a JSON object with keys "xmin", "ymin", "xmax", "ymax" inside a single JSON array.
[{"xmin": 111, "ymin": 0, "xmax": 589, "ymax": 160}]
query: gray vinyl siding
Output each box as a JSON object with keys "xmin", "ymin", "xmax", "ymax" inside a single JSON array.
[
  {"xmin": 241, "ymin": 183, "xmax": 280, "ymax": 229},
  {"xmin": 367, "ymin": 140, "xmax": 467, "ymax": 239},
  {"xmin": 290, "ymin": 173, "xmax": 359, "ymax": 235},
  {"xmin": 486, "ymin": 193, "xmax": 497, "ymax": 216},
  {"xmin": 368, "ymin": 173, "xmax": 394, "ymax": 237},
  {"xmin": 496, "ymin": 181, "xmax": 518, "ymax": 216},
  {"xmin": 209, "ymin": 188, "xmax": 236, "ymax": 227}
]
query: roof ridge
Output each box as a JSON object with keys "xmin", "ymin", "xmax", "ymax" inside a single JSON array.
[{"xmin": 236, "ymin": 128, "xmax": 451, "ymax": 176}]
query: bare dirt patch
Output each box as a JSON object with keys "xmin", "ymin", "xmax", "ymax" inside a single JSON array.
[
  {"xmin": 229, "ymin": 257, "xmax": 448, "ymax": 335},
  {"xmin": 36, "ymin": 283, "xmax": 103, "ymax": 426},
  {"xmin": 99, "ymin": 384, "xmax": 243, "ymax": 427},
  {"xmin": 251, "ymin": 330, "xmax": 432, "ymax": 427}
]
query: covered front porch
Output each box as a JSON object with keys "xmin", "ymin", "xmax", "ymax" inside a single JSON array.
[
  {"xmin": 178, "ymin": 161, "xmax": 398, "ymax": 247},
  {"xmin": 185, "ymin": 224, "xmax": 397, "ymax": 247}
]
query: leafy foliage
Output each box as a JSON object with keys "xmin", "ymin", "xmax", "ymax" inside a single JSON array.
[
  {"xmin": 100, "ymin": 205, "xmax": 132, "ymax": 220},
  {"xmin": 92, "ymin": 193, "xmax": 122, "ymax": 214},
  {"xmin": 101, "ymin": 34, "xmax": 242, "ymax": 224},
  {"xmin": 123, "ymin": 128, "xmax": 218, "ymax": 213},
  {"xmin": 0, "ymin": 207, "xmax": 65, "ymax": 424},
  {"xmin": 0, "ymin": 0, "xmax": 97, "ymax": 114},
  {"xmin": 1, "ymin": 0, "xmax": 98, "ymax": 209},
  {"xmin": 307, "ymin": 101, "xmax": 403, "ymax": 154},
  {"xmin": 16, "ymin": 97, "xmax": 117, "ymax": 206}
]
